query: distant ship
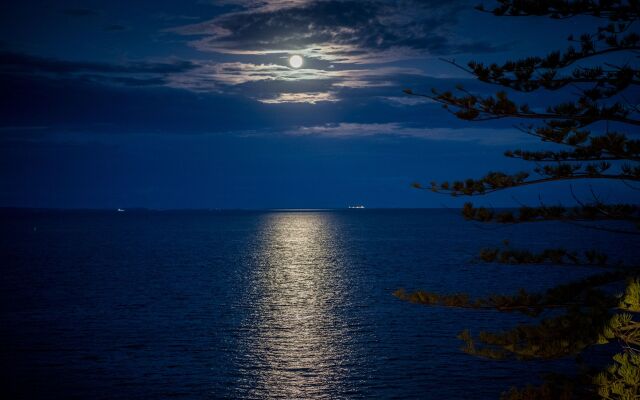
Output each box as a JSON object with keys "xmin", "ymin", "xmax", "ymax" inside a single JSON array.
[
  {"xmin": 117, "ymin": 208, "xmax": 125, "ymax": 212},
  {"xmin": 348, "ymin": 205, "xmax": 365, "ymax": 209}
]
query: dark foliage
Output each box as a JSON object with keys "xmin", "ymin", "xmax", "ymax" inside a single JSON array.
[{"xmin": 400, "ymin": 1, "xmax": 640, "ymax": 398}]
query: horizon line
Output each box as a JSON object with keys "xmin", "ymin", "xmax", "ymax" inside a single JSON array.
[{"xmin": 0, "ymin": 206, "xmax": 472, "ymax": 212}]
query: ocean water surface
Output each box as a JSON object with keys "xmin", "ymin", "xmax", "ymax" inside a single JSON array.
[{"xmin": 1, "ymin": 209, "xmax": 638, "ymax": 399}]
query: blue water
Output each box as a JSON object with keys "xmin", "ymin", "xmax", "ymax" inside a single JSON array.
[{"xmin": 1, "ymin": 209, "xmax": 638, "ymax": 399}]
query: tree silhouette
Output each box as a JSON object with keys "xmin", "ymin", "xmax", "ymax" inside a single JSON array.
[{"xmin": 399, "ymin": 1, "xmax": 640, "ymax": 398}]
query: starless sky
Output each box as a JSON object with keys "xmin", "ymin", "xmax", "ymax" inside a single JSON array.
[{"xmin": 1, "ymin": 0, "xmax": 638, "ymax": 209}]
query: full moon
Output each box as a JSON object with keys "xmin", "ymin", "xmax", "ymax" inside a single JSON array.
[{"xmin": 289, "ymin": 55, "xmax": 303, "ymax": 68}]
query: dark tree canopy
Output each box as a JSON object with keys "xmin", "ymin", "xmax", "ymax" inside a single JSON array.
[{"xmin": 400, "ymin": 1, "xmax": 640, "ymax": 398}]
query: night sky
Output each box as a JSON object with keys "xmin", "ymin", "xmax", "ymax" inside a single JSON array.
[{"xmin": 1, "ymin": 0, "xmax": 638, "ymax": 209}]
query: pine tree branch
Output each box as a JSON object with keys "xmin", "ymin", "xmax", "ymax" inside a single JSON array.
[
  {"xmin": 417, "ymin": 173, "xmax": 640, "ymax": 197},
  {"xmin": 513, "ymin": 126, "xmax": 640, "ymax": 163},
  {"xmin": 394, "ymin": 288, "xmax": 579, "ymax": 315},
  {"xmin": 478, "ymin": 246, "xmax": 617, "ymax": 268},
  {"xmin": 505, "ymin": 147, "xmax": 640, "ymax": 162},
  {"xmin": 441, "ymin": 57, "xmax": 640, "ymax": 96},
  {"xmin": 404, "ymin": 89, "xmax": 640, "ymax": 127},
  {"xmin": 462, "ymin": 202, "xmax": 640, "ymax": 226},
  {"xmin": 396, "ymin": 271, "xmax": 629, "ymax": 316}
]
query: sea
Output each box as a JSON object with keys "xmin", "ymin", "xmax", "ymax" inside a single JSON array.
[{"xmin": 1, "ymin": 209, "xmax": 638, "ymax": 399}]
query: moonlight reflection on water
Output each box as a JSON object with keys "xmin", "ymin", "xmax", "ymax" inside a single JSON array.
[{"xmin": 238, "ymin": 212, "xmax": 357, "ymax": 398}]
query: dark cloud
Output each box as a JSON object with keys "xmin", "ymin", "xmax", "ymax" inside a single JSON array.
[
  {"xmin": 0, "ymin": 73, "xmax": 273, "ymax": 136},
  {"xmin": 0, "ymin": 50, "xmax": 437, "ymax": 99},
  {"xmin": 1, "ymin": 2, "xmax": 498, "ymax": 105},
  {"xmin": 173, "ymin": 0, "xmax": 500, "ymax": 63},
  {"xmin": 0, "ymin": 69, "xmax": 474, "ymax": 138},
  {"xmin": 0, "ymin": 51, "xmax": 197, "ymax": 87},
  {"xmin": 86, "ymin": 75, "xmax": 168, "ymax": 86},
  {"xmin": 103, "ymin": 24, "xmax": 129, "ymax": 32},
  {"xmin": 0, "ymin": 51, "xmax": 196, "ymax": 75},
  {"xmin": 61, "ymin": 8, "xmax": 99, "ymax": 17}
]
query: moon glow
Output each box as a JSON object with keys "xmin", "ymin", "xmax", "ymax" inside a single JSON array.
[{"xmin": 289, "ymin": 55, "xmax": 303, "ymax": 68}]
